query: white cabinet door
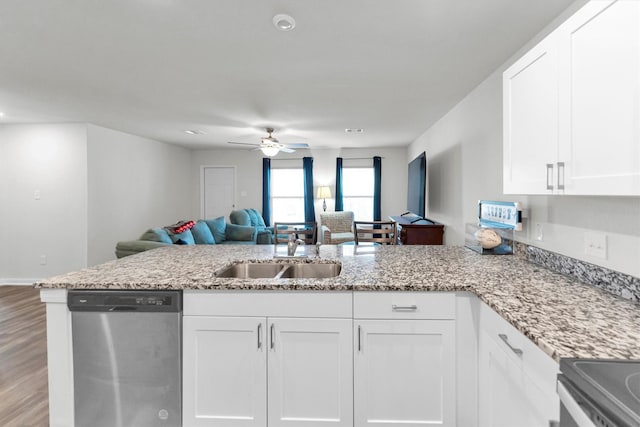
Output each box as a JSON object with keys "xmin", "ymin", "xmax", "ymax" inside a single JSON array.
[
  {"xmin": 268, "ymin": 318, "xmax": 353, "ymax": 427},
  {"xmin": 183, "ymin": 316, "xmax": 267, "ymax": 427},
  {"xmin": 503, "ymin": 32, "xmax": 560, "ymax": 195},
  {"xmin": 354, "ymin": 320, "xmax": 456, "ymax": 427},
  {"xmin": 559, "ymin": 0, "xmax": 640, "ymax": 195},
  {"xmin": 504, "ymin": 0, "xmax": 640, "ymax": 196},
  {"xmin": 478, "ymin": 330, "xmax": 558, "ymax": 427}
]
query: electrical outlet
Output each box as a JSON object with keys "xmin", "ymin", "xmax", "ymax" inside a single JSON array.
[
  {"xmin": 34, "ymin": 189, "xmax": 41, "ymax": 200},
  {"xmin": 584, "ymin": 232, "xmax": 607, "ymax": 259},
  {"xmin": 39, "ymin": 255, "xmax": 47, "ymax": 265},
  {"xmin": 535, "ymin": 223, "xmax": 544, "ymax": 241}
]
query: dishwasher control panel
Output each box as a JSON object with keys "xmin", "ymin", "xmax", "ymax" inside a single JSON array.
[{"xmin": 68, "ymin": 290, "xmax": 182, "ymax": 312}]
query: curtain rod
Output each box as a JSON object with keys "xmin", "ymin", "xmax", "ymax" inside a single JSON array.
[{"xmin": 271, "ymin": 156, "xmax": 385, "ymax": 161}]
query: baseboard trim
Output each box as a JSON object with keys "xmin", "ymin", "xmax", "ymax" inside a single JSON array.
[{"xmin": 0, "ymin": 278, "xmax": 40, "ymax": 286}]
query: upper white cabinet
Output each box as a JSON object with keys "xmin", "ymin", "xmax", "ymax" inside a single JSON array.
[
  {"xmin": 504, "ymin": 0, "xmax": 640, "ymax": 195},
  {"xmin": 503, "ymin": 32, "xmax": 560, "ymax": 194},
  {"xmin": 558, "ymin": 0, "xmax": 640, "ymax": 195}
]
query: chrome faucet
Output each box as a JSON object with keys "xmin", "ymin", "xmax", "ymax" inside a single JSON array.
[{"xmin": 287, "ymin": 234, "xmax": 305, "ymax": 256}]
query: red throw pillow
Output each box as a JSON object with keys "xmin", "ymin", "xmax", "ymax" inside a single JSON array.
[{"xmin": 165, "ymin": 220, "xmax": 195, "ymax": 234}]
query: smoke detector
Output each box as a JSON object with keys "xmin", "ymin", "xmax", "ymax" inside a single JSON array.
[{"xmin": 273, "ymin": 14, "xmax": 296, "ymax": 31}]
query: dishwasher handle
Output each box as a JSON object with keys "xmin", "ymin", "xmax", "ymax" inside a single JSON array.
[{"xmin": 109, "ymin": 306, "xmax": 139, "ymax": 312}]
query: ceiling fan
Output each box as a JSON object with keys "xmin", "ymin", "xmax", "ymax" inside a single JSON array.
[{"xmin": 227, "ymin": 128, "xmax": 309, "ymax": 157}]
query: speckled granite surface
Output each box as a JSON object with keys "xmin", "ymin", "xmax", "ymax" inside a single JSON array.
[
  {"xmin": 524, "ymin": 245, "xmax": 640, "ymax": 302},
  {"xmin": 35, "ymin": 244, "xmax": 640, "ymax": 362}
]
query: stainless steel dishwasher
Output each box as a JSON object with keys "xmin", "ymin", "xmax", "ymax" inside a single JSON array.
[{"xmin": 68, "ymin": 290, "xmax": 182, "ymax": 427}]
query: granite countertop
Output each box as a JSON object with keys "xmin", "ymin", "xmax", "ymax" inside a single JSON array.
[{"xmin": 35, "ymin": 244, "xmax": 640, "ymax": 362}]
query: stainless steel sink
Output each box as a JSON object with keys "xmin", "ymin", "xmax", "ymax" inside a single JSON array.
[
  {"xmin": 215, "ymin": 262, "xmax": 341, "ymax": 279},
  {"xmin": 277, "ymin": 263, "xmax": 342, "ymax": 279},
  {"xmin": 215, "ymin": 263, "xmax": 286, "ymax": 278}
]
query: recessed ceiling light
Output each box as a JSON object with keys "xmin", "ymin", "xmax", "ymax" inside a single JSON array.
[
  {"xmin": 184, "ymin": 130, "xmax": 205, "ymax": 135},
  {"xmin": 273, "ymin": 14, "xmax": 296, "ymax": 31},
  {"xmin": 345, "ymin": 128, "xmax": 364, "ymax": 133},
  {"xmin": 0, "ymin": 112, "xmax": 5, "ymax": 119}
]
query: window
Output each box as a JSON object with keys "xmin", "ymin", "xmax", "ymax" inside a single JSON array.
[
  {"xmin": 342, "ymin": 167, "xmax": 374, "ymax": 221},
  {"xmin": 271, "ymin": 168, "xmax": 304, "ymax": 222}
]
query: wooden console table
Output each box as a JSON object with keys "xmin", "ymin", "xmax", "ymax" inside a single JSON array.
[{"xmin": 389, "ymin": 216, "xmax": 444, "ymax": 245}]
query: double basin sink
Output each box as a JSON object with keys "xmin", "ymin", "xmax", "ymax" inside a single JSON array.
[{"xmin": 215, "ymin": 261, "xmax": 341, "ymax": 279}]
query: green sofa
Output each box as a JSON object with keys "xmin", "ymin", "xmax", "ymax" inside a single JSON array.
[{"xmin": 115, "ymin": 214, "xmax": 271, "ymax": 259}]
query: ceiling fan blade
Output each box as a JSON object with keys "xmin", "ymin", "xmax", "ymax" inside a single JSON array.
[
  {"xmin": 280, "ymin": 147, "xmax": 296, "ymax": 153},
  {"xmin": 228, "ymin": 141, "xmax": 261, "ymax": 147},
  {"xmin": 283, "ymin": 143, "xmax": 309, "ymax": 149}
]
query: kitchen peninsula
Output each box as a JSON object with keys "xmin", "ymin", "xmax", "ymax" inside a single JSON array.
[{"xmin": 36, "ymin": 244, "xmax": 640, "ymax": 427}]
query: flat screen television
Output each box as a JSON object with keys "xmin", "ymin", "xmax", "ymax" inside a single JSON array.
[{"xmin": 407, "ymin": 152, "xmax": 426, "ymax": 218}]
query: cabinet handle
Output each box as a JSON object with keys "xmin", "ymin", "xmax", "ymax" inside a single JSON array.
[
  {"xmin": 270, "ymin": 323, "xmax": 275, "ymax": 350},
  {"xmin": 357, "ymin": 325, "xmax": 362, "ymax": 352},
  {"xmin": 392, "ymin": 304, "xmax": 417, "ymax": 311},
  {"xmin": 257, "ymin": 323, "xmax": 262, "ymax": 349},
  {"xmin": 498, "ymin": 334, "xmax": 523, "ymax": 356},
  {"xmin": 546, "ymin": 164, "xmax": 554, "ymax": 190},
  {"xmin": 557, "ymin": 162, "xmax": 565, "ymax": 190}
]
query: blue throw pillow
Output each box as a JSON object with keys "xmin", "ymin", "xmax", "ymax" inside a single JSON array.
[
  {"xmin": 191, "ymin": 221, "xmax": 216, "ymax": 245},
  {"xmin": 139, "ymin": 227, "xmax": 172, "ymax": 244},
  {"xmin": 230, "ymin": 209, "xmax": 251, "ymax": 226},
  {"xmin": 247, "ymin": 209, "xmax": 266, "ymax": 228},
  {"xmin": 226, "ymin": 224, "xmax": 257, "ymax": 241},
  {"xmin": 169, "ymin": 229, "xmax": 195, "ymax": 245},
  {"xmin": 204, "ymin": 217, "xmax": 226, "ymax": 243}
]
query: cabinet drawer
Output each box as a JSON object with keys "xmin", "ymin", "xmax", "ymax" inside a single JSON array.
[
  {"xmin": 480, "ymin": 302, "xmax": 559, "ymax": 392},
  {"xmin": 354, "ymin": 292, "xmax": 455, "ymax": 319},
  {"xmin": 184, "ymin": 290, "xmax": 353, "ymax": 318}
]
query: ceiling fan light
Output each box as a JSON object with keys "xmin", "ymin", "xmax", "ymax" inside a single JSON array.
[{"xmin": 260, "ymin": 146, "xmax": 280, "ymax": 157}]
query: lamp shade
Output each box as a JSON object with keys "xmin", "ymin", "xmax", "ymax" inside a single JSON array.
[{"xmin": 316, "ymin": 186, "xmax": 332, "ymax": 199}]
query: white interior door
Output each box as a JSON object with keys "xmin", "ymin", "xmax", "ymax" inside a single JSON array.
[{"xmin": 202, "ymin": 166, "xmax": 236, "ymax": 219}]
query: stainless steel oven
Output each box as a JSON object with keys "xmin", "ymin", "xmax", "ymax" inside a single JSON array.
[{"xmin": 558, "ymin": 358, "xmax": 640, "ymax": 427}]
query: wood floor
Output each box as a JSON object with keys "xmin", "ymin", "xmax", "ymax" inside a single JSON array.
[{"xmin": 0, "ymin": 286, "xmax": 49, "ymax": 427}]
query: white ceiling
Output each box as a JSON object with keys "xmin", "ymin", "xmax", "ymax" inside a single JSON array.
[{"xmin": 0, "ymin": 0, "xmax": 576, "ymax": 150}]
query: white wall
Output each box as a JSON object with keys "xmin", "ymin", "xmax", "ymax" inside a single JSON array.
[
  {"xmin": 0, "ymin": 123, "xmax": 88, "ymax": 283},
  {"xmin": 409, "ymin": 0, "xmax": 640, "ymax": 278},
  {"xmin": 87, "ymin": 124, "xmax": 192, "ymax": 265},
  {"xmin": 190, "ymin": 147, "xmax": 407, "ymax": 224}
]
